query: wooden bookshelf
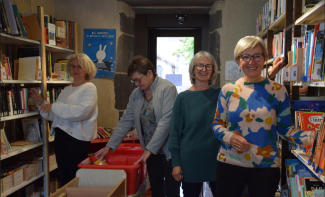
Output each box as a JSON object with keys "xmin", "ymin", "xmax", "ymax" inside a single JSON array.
[
  {"xmin": 1, "ymin": 172, "xmax": 45, "ymax": 197},
  {"xmin": 269, "ymin": 12, "xmax": 286, "ymax": 33},
  {"xmin": 293, "ymin": 81, "xmax": 325, "ymax": 87},
  {"xmin": 295, "ymin": 0, "xmax": 325, "ymax": 25},
  {"xmin": 47, "ymin": 80, "xmax": 73, "ymax": 84},
  {"xmin": 0, "ymin": 80, "xmax": 42, "ymax": 84},
  {"xmin": 0, "ymin": 33, "xmax": 40, "ymax": 45},
  {"xmin": 292, "ymin": 150, "xmax": 325, "ymax": 183},
  {"xmin": 0, "ymin": 142, "xmax": 43, "ymax": 160},
  {"xmin": 0, "ymin": 112, "xmax": 40, "ymax": 121},
  {"xmin": 45, "ymin": 44, "xmax": 75, "ymax": 53}
]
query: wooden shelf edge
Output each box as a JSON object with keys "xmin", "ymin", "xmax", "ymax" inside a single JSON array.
[
  {"xmin": 50, "ymin": 164, "xmax": 58, "ymax": 172},
  {"xmin": 47, "ymin": 81, "xmax": 73, "ymax": 84},
  {"xmin": 269, "ymin": 12, "xmax": 286, "ymax": 30},
  {"xmin": 45, "ymin": 44, "xmax": 75, "ymax": 53},
  {"xmin": 1, "ymin": 112, "xmax": 40, "ymax": 122},
  {"xmin": 295, "ymin": 1, "xmax": 325, "ymax": 25},
  {"xmin": 1, "ymin": 172, "xmax": 45, "ymax": 197},
  {"xmin": 293, "ymin": 81, "xmax": 325, "ymax": 87},
  {"xmin": 0, "ymin": 80, "xmax": 42, "ymax": 84},
  {"xmin": 292, "ymin": 150, "xmax": 325, "ymax": 183},
  {"xmin": 0, "ymin": 33, "xmax": 40, "ymax": 45},
  {"xmin": 1, "ymin": 142, "xmax": 43, "ymax": 160}
]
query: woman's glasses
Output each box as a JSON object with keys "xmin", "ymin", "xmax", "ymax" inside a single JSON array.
[
  {"xmin": 239, "ymin": 53, "xmax": 264, "ymax": 62},
  {"xmin": 195, "ymin": 63, "xmax": 213, "ymax": 71}
]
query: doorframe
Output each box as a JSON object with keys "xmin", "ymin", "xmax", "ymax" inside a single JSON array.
[{"xmin": 148, "ymin": 28, "xmax": 202, "ymax": 69}]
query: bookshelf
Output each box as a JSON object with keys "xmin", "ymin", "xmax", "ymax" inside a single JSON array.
[
  {"xmin": 1, "ymin": 172, "xmax": 45, "ymax": 197},
  {"xmin": 1, "ymin": 4, "xmax": 78, "ymax": 196},
  {"xmin": 292, "ymin": 150, "xmax": 325, "ymax": 183},
  {"xmin": 295, "ymin": 0, "xmax": 325, "ymax": 25}
]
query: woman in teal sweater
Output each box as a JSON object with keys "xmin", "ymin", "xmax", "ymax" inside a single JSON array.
[{"xmin": 169, "ymin": 51, "xmax": 221, "ymax": 197}]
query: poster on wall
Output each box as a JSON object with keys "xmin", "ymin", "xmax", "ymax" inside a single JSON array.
[{"xmin": 84, "ymin": 29, "xmax": 116, "ymax": 78}]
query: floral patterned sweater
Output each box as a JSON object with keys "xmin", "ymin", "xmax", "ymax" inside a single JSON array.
[{"xmin": 212, "ymin": 78, "xmax": 312, "ymax": 168}]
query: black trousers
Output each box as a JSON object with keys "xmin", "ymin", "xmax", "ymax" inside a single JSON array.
[
  {"xmin": 216, "ymin": 161, "xmax": 280, "ymax": 197},
  {"xmin": 54, "ymin": 128, "xmax": 90, "ymax": 186},
  {"xmin": 146, "ymin": 154, "xmax": 180, "ymax": 197},
  {"xmin": 182, "ymin": 181, "xmax": 216, "ymax": 197}
]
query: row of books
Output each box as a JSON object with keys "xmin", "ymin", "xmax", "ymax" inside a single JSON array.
[
  {"xmin": 277, "ymin": 24, "xmax": 325, "ymax": 83},
  {"xmin": 256, "ymin": 0, "xmax": 286, "ymax": 35},
  {"xmin": 47, "ymin": 87, "xmax": 64, "ymax": 104},
  {"xmin": 95, "ymin": 127, "xmax": 136, "ymax": 140},
  {"xmin": 0, "ymin": 0, "xmax": 27, "ymax": 36},
  {"xmin": 286, "ymin": 159, "xmax": 324, "ymax": 197},
  {"xmin": 0, "ymin": 87, "xmax": 40, "ymax": 117},
  {"xmin": 0, "ymin": 0, "xmax": 76, "ymax": 50}
]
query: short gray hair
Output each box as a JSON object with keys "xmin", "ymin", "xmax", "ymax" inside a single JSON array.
[
  {"xmin": 189, "ymin": 51, "xmax": 218, "ymax": 85},
  {"xmin": 234, "ymin": 36, "xmax": 267, "ymax": 63},
  {"xmin": 65, "ymin": 53, "xmax": 97, "ymax": 81}
]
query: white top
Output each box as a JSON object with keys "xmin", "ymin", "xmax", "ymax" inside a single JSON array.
[{"xmin": 38, "ymin": 83, "xmax": 98, "ymax": 141}]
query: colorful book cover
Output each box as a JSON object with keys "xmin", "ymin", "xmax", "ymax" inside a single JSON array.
[
  {"xmin": 300, "ymin": 112, "xmax": 324, "ymax": 130},
  {"xmin": 304, "ymin": 179, "xmax": 325, "ymax": 197}
]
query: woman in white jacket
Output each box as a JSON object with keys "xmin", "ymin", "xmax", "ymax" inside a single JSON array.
[{"xmin": 30, "ymin": 53, "xmax": 98, "ymax": 186}]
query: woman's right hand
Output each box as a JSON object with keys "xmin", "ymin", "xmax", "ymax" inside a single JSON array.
[
  {"xmin": 29, "ymin": 88, "xmax": 44, "ymax": 105},
  {"xmin": 95, "ymin": 147, "xmax": 110, "ymax": 160},
  {"xmin": 172, "ymin": 166, "xmax": 183, "ymax": 181},
  {"xmin": 230, "ymin": 134, "xmax": 251, "ymax": 152}
]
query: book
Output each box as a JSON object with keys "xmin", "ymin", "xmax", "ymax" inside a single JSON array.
[
  {"xmin": 53, "ymin": 63, "xmax": 67, "ymax": 81},
  {"xmin": 2, "ymin": 0, "xmax": 19, "ymax": 35},
  {"xmin": 22, "ymin": 118, "xmax": 41, "ymax": 142},
  {"xmin": 12, "ymin": 4, "xmax": 27, "ymax": 37},
  {"xmin": 48, "ymin": 23, "xmax": 56, "ymax": 45},
  {"xmin": 21, "ymin": 15, "xmax": 42, "ymax": 41},
  {"xmin": 304, "ymin": 179, "xmax": 325, "ymax": 197},
  {"xmin": 55, "ymin": 20, "xmax": 66, "ymax": 48},
  {"xmin": 300, "ymin": 112, "xmax": 324, "ymax": 130},
  {"xmin": 18, "ymin": 57, "xmax": 41, "ymax": 81}
]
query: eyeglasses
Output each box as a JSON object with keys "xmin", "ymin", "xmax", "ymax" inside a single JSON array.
[
  {"xmin": 239, "ymin": 53, "xmax": 264, "ymax": 62},
  {"xmin": 70, "ymin": 65, "xmax": 83, "ymax": 70},
  {"xmin": 131, "ymin": 75, "xmax": 145, "ymax": 85},
  {"xmin": 195, "ymin": 63, "xmax": 213, "ymax": 71}
]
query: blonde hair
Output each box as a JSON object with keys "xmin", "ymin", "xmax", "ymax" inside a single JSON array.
[
  {"xmin": 234, "ymin": 36, "xmax": 267, "ymax": 63},
  {"xmin": 189, "ymin": 51, "xmax": 218, "ymax": 85},
  {"xmin": 65, "ymin": 53, "xmax": 97, "ymax": 81}
]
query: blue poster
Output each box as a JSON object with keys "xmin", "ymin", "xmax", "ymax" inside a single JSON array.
[{"xmin": 84, "ymin": 29, "xmax": 116, "ymax": 78}]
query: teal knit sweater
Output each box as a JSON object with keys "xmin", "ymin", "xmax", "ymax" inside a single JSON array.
[{"xmin": 169, "ymin": 87, "xmax": 221, "ymax": 182}]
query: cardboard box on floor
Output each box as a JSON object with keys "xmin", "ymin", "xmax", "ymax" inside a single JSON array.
[{"xmin": 50, "ymin": 169, "xmax": 126, "ymax": 197}]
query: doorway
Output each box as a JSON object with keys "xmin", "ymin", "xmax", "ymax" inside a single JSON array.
[{"xmin": 149, "ymin": 29, "xmax": 202, "ymax": 93}]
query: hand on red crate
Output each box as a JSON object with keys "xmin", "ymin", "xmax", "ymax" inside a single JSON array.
[
  {"xmin": 95, "ymin": 147, "xmax": 111, "ymax": 160},
  {"xmin": 134, "ymin": 149, "xmax": 152, "ymax": 165}
]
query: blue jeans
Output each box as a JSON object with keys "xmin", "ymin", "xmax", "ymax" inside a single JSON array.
[{"xmin": 147, "ymin": 154, "xmax": 180, "ymax": 197}]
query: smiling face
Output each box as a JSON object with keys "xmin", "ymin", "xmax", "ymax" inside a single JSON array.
[
  {"xmin": 70, "ymin": 57, "xmax": 87, "ymax": 82},
  {"xmin": 237, "ymin": 46, "xmax": 265, "ymax": 83},
  {"xmin": 193, "ymin": 56, "xmax": 213, "ymax": 84}
]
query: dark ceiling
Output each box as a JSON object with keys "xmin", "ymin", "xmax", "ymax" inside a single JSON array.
[{"xmin": 118, "ymin": 0, "xmax": 217, "ymax": 14}]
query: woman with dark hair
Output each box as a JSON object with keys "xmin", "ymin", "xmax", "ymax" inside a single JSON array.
[{"xmin": 96, "ymin": 55, "xmax": 180, "ymax": 197}]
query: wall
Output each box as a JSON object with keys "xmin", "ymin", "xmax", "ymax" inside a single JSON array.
[
  {"xmin": 54, "ymin": 0, "xmax": 135, "ymax": 128},
  {"xmin": 209, "ymin": 0, "xmax": 268, "ymax": 87}
]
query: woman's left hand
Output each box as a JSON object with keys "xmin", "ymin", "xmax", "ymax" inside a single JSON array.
[
  {"xmin": 269, "ymin": 56, "xmax": 284, "ymax": 79},
  {"xmin": 40, "ymin": 104, "xmax": 52, "ymax": 113},
  {"xmin": 134, "ymin": 149, "xmax": 152, "ymax": 165}
]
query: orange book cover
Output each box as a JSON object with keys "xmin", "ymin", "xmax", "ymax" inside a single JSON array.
[
  {"xmin": 55, "ymin": 21, "xmax": 67, "ymax": 48},
  {"xmin": 300, "ymin": 112, "xmax": 324, "ymax": 130}
]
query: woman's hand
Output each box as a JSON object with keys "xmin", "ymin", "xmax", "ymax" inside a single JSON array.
[
  {"xmin": 134, "ymin": 149, "xmax": 152, "ymax": 165},
  {"xmin": 172, "ymin": 166, "xmax": 183, "ymax": 181},
  {"xmin": 29, "ymin": 88, "xmax": 44, "ymax": 105},
  {"xmin": 269, "ymin": 56, "xmax": 284, "ymax": 79},
  {"xmin": 39, "ymin": 104, "xmax": 52, "ymax": 113},
  {"xmin": 95, "ymin": 147, "xmax": 111, "ymax": 160},
  {"xmin": 230, "ymin": 134, "xmax": 251, "ymax": 152}
]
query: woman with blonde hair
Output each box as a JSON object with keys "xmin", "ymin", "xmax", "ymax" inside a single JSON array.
[
  {"xmin": 212, "ymin": 36, "xmax": 313, "ymax": 197},
  {"xmin": 169, "ymin": 51, "xmax": 221, "ymax": 196},
  {"xmin": 30, "ymin": 53, "xmax": 98, "ymax": 185}
]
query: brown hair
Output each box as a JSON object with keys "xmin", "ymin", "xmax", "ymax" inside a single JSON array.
[{"xmin": 127, "ymin": 55, "xmax": 157, "ymax": 77}]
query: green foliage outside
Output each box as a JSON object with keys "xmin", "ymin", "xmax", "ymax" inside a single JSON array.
[{"xmin": 172, "ymin": 37, "xmax": 194, "ymax": 65}]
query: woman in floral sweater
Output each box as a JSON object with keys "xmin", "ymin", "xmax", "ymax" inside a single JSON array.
[{"xmin": 212, "ymin": 36, "xmax": 314, "ymax": 197}]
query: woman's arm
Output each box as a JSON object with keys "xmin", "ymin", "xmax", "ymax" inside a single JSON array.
[
  {"xmin": 168, "ymin": 95, "xmax": 184, "ymax": 167},
  {"xmin": 51, "ymin": 87, "xmax": 97, "ymax": 122},
  {"xmin": 277, "ymin": 89, "xmax": 313, "ymax": 145},
  {"xmin": 146, "ymin": 85, "xmax": 178, "ymax": 154}
]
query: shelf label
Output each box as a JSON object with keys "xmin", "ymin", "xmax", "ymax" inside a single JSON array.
[
  {"xmin": 313, "ymin": 63, "xmax": 322, "ymax": 81},
  {"xmin": 283, "ymin": 68, "xmax": 288, "ymax": 81},
  {"xmin": 290, "ymin": 67, "xmax": 298, "ymax": 81}
]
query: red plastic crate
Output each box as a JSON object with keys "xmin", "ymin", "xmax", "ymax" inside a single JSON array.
[{"xmin": 78, "ymin": 152, "xmax": 145, "ymax": 195}]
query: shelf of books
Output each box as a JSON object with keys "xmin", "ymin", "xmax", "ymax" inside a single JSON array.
[
  {"xmin": 269, "ymin": 12, "xmax": 286, "ymax": 32},
  {"xmin": 1, "ymin": 112, "xmax": 40, "ymax": 121},
  {"xmin": 295, "ymin": 0, "xmax": 325, "ymax": 25},
  {"xmin": 0, "ymin": 80, "xmax": 42, "ymax": 84},
  {"xmin": 292, "ymin": 150, "xmax": 325, "ymax": 183},
  {"xmin": 45, "ymin": 44, "xmax": 75, "ymax": 53},
  {"xmin": 0, "ymin": 142, "xmax": 43, "ymax": 160},
  {"xmin": 293, "ymin": 81, "xmax": 325, "ymax": 87},
  {"xmin": 0, "ymin": 33, "xmax": 40, "ymax": 46},
  {"xmin": 1, "ymin": 172, "xmax": 45, "ymax": 197},
  {"xmin": 47, "ymin": 80, "xmax": 73, "ymax": 84}
]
